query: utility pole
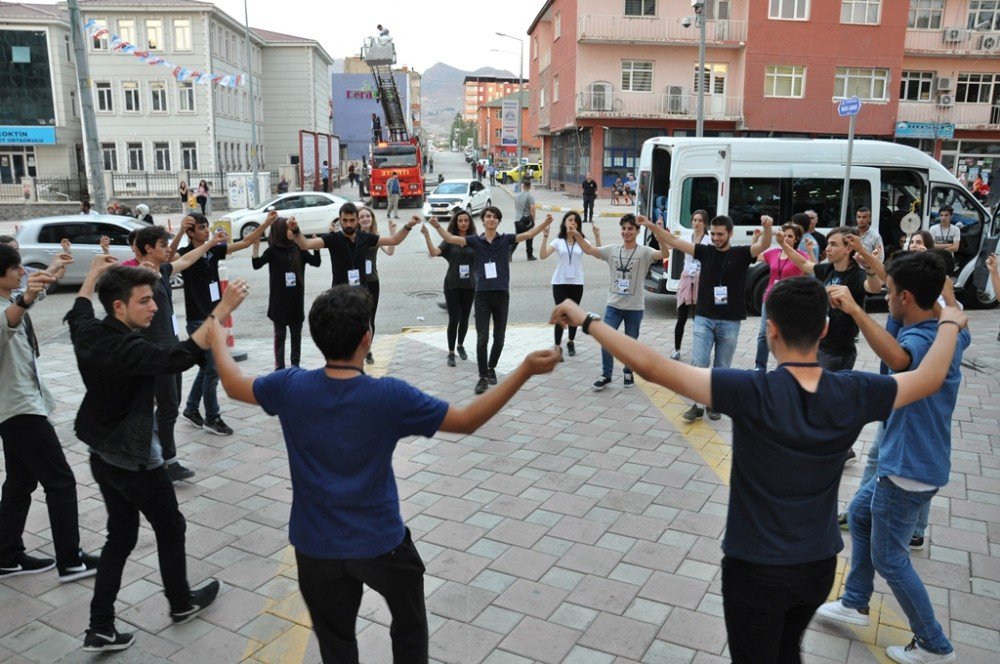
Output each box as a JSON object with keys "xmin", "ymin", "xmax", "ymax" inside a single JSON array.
[
  {"xmin": 67, "ymin": 0, "xmax": 106, "ymax": 209},
  {"xmin": 496, "ymin": 32, "xmax": 524, "ymax": 169},
  {"xmin": 695, "ymin": 1, "xmax": 706, "ymax": 137},
  {"xmin": 243, "ymin": 0, "xmax": 259, "ymax": 206}
]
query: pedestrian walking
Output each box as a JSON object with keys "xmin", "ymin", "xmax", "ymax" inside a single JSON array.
[
  {"xmin": 422, "ymin": 154, "xmax": 428, "ymax": 173},
  {"xmin": 512, "ymin": 180, "xmax": 537, "ymax": 261},
  {"xmin": 754, "ymin": 220, "xmax": 809, "ymax": 371},
  {"xmin": 178, "ymin": 181, "xmax": 190, "ymax": 215},
  {"xmin": 359, "ymin": 161, "xmax": 369, "ymax": 198},
  {"xmin": 477, "ymin": 162, "xmax": 485, "ymax": 182},
  {"xmin": 470, "ymin": 160, "xmax": 477, "ymax": 179},
  {"xmin": 210, "ymin": 285, "xmax": 559, "ymax": 663},
  {"xmin": 428, "ymin": 155, "xmax": 434, "ymax": 173},
  {"xmin": 419, "ymin": 209, "xmax": 477, "ymax": 367},
  {"xmin": 539, "ymin": 211, "xmax": 586, "ymax": 356},
  {"xmin": 657, "ymin": 215, "xmax": 772, "ymax": 420},
  {"xmin": 428, "ymin": 205, "xmax": 552, "ymax": 394},
  {"xmin": 550, "ymin": 276, "xmax": 966, "ymax": 664},
  {"xmin": 134, "ymin": 204, "xmax": 153, "ymax": 224},
  {"xmin": 348, "ymin": 163, "xmax": 357, "ymax": 187},
  {"xmin": 672, "ymin": 210, "xmax": 712, "ymax": 360},
  {"xmin": 196, "ymin": 179, "xmax": 210, "ymax": 216},
  {"xmin": 251, "ymin": 216, "xmax": 322, "ymax": 370},
  {"xmin": 386, "ymin": 172, "xmax": 401, "ymax": 220},
  {"xmin": 321, "ymin": 161, "xmax": 330, "ymax": 193},
  {"xmin": 358, "ymin": 205, "xmax": 396, "ymax": 365},
  {"xmin": 488, "ymin": 164, "xmax": 496, "ymax": 186},
  {"xmin": 581, "ymin": 172, "xmax": 597, "ymax": 223}
]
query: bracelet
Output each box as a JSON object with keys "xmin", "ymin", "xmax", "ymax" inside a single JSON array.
[{"xmin": 937, "ymin": 320, "xmax": 961, "ymax": 330}]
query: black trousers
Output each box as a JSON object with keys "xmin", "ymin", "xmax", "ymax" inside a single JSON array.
[
  {"xmin": 552, "ymin": 284, "xmax": 584, "ymax": 345},
  {"xmin": 365, "ymin": 280, "xmax": 380, "ymax": 337},
  {"xmin": 296, "ymin": 529, "xmax": 427, "ymax": 664},
  {"xmin": 274, "ymin": 320, "xmax": 304, "ymax": 370},
  {"xmin": 444, "ymin": 287, "xmax": 475, "ymax": 351},
  {"xmin": 474, "ymin": 290, "xmax": 509, "ymax": 377},
  {"xmin": 0, "ymin": 415, "xmax": 80, "ymax": 566},
  {"xmin": 582, "ymin": 197, "xmax": 595, "ymax": 222},
  {"xmin": 89, "ymin": 454, "xmax": 190, "ymax": 631},
  {"xmin": 722, "ymin": 555, "xmax": 837, "ymax": 664},
  {"xmin": 155, "ymin": 372, "xmax": 181, "ymax": 463},
  {"xmin": 675, "ymin": 303, "xmax": 695, "ymax": 351}
]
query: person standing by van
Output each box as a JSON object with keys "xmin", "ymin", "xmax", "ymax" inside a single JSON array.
[
  {"xmin": 672, "ymin": 210, "xmax": 712, "ymax": 360},
  {"xmin": 928, "ymin": 205, "xmax": 960, "ymax": 256},
  {"xmin": 855, "ymin": 208, "xmax": 884, "ymax": 262}
]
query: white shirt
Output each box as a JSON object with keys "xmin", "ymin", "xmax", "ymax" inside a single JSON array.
[
  {"xmin": 928, "ymin": 223, "xmax": 960, "ymax": 251},
  {"xmin": 550, "ymin": 238, "xmax": 585, "ymax": 285},
  {"xmin": 682, "ymin": 233, "xmax": 713, "ymax": 276}
]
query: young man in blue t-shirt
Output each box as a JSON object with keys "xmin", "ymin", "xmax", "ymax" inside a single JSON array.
[
  {"xmin": 819, "ymin": 252, "xmax": 970, "ymax": 664},
  {"xmin": 550, "ymin": 276, "xmax": 967, "ymax": 664},
  {"xmin": 210, "ymin": 285, "xmax": 559, "ymax": 663}
]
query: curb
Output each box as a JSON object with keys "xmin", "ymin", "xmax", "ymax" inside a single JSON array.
[{"xmin": 497, "ymin": 184, "xmax": 627, "ymax": 218}]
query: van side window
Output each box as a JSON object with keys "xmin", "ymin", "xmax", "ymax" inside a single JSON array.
[
  {"xmin": 930, "ymin": 185, "xmax": 985, "ymax": 255},
  {"xmin": 729, "ymin": 178, "xmax": 780, "ymax": 227},
  {"xmin": 679, "ymin": 177, "xmax": 717, "ymax": 228},
  {"xmin": 791, "ymin": 178, "xmax": 872, "ymax": 228}
]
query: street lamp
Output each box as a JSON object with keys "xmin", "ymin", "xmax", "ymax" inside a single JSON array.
[
  {"xmin": 242, "ymin": 0, "xmax": 259, "ymax": 205},
  {"xmin": 683, "ymin": 2, "xmax": 707, "ymax": 137},
  {"xmin": 495, "ymin": 32, "xmax": 524, "ymax": 170}
]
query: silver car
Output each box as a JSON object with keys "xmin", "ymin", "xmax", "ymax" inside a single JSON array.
[{"xmin": 15, "ymin": 215, "xmax": 148, "ymax": 286}]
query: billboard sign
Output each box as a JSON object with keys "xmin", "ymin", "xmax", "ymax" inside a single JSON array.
[{"xmin": 501, "ymin": 99, "xmax": 519, "ymax": 146}]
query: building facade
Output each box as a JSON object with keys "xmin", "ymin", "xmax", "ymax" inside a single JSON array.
[
  {"xmin": 331, "ymin": 71, "xmax": 412, "ymax": 161},
  {"xmin": 476, "ymin": 92, "xmax": 542, "ymax": 161},
  {"xmin": 528, "ymin": 0, "xmax": 1000, "ymax": 194},
  {"xmin": 464, "ymin": 75, "xmax": 525, "ymax": 121}
]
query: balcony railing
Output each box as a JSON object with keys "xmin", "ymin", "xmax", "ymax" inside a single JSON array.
[
  {"xmin": 578, "ymin": 14, "xmax": 746, "ymax": 46},
  {"xmin": 577, "ymin": 90, "xmax": 742, "ymax": 121},
  {"xmin": 897, "ymin": 101, "xmax": 1000, "ymax": 128},
  {"xmin": 904, "ymin": 28, "xmax": 1000, "ymax": 56}
]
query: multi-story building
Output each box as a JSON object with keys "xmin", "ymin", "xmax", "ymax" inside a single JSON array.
[
  {"xmin": 335, "ymin": 56, "xmax": 423, "ymax": 159},
  {"xmin": 464, "ymin": 75, "xmax": 525, "ymax": 121},
  {"xmin": 476, "ymin": 92, "xmax": 542, "ymax": 160},
  {"xmin": 528, "ymin": 0, "xmax": 1000, "ymax": 194}
]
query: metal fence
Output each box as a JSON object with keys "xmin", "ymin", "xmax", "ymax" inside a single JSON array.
[{"xmin": 36, "ymin": 177, "xmax": 86, "ymax": 202}]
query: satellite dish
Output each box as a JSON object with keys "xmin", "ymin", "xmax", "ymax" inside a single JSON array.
[{"xmin": 899, "ymin": 212, "xmax": 921, "ymax": 235}]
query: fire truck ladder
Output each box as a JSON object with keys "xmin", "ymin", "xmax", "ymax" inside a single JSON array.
[{"xmin": 361, "ymin": 38, "xmax": 409, "ymax": 143}]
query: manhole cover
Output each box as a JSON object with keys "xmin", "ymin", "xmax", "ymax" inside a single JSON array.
[{"xmin": 406, "ymin": 291, "xmax": 441, "ymax": 300}]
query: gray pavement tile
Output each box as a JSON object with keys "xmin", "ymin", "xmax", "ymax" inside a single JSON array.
[
  {"xmin": 541, "ymin": 492, "xmax": 598, "ymax": 517},
  {"xmin": 622, "ymin": 540, "xmax": 687, "ymax": 573},
  {"xmin": 669, "ymin": 510, "xmax": 727, "ymax": 539},
  {"xmin": 550, "ymin": 603, "xmax": 600, "ymax": 631},
  {"xmin": 487, "ymin": 518, "xmax": 549, "ymax": 548},
  {"xmin": 499, "ymin": 616, "xmax": 581, "ymax": 664},
  {"xmin": 658, "ymin": 608, "xmax": 728, "ymax": 655},
  {"xmin": 169, "ymin": 625, "xmax": 260, "ymax": 663},
  {"xmin": 641, "ymin": 639, "xmax": 697, "ymax": 664},
  {"xmin": 494, "ymin": 579, "xmax": 568, "ymax": 620},
  {"xmin": 469, "ymin": 570, "xmax": 519, "ymax": 595},
  {"xmin": 422, "ymin": 520, "xmax": 487, "ymax": 551},
  {"xmin": 425, "ymin": 550, "xmax": 493, "ymax": 584},
  {"xmin": 423, "ymin": 497, "xmax": 481, "ymax": 522},
  {"xmin": 549, "ymin": 516, "xmax": 611, "ymax": 545},
  {"xmin": 539, "ymin": 567, "xmax": 586, "ymax": 592},
  {"xmin": 610, "ymin": 563, "xmax": 655, "ymax": 587},
  {"xmin": 488, "ymin": 547, "xmax": 559, "ymax": 582},
  {"xmin": 579, "ymin": 612, "xmax": 659, "ymax": 660},
  {"xmin": 567, "ymin": 576, "xmax": 640, "ymax": 613},
  {"xmin": 470, "ymin": 606, "xmax": 525, "ymax": 636},
  {"xmin": 428, "ymin": 620, "xmax": 502, "ymax": 664},
  {"xmin": 639, "ymin": 572, "xmax": 711, "ymax": 610},
  {"xmin": 426, "ymin": 582, "xmax": 497, "ymax": 623},
  {"xmin": 557, "ymin": 543, "xmax": 623, "ymax": 576},
  {"xmin": 564, "ymin": 645, "xmax": 617, "ymax": 663}
]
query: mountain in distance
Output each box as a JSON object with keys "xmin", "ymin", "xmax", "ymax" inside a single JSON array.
[{"xmin": 421, "ymin": 63, "xmax": 516, "ymax": 137}]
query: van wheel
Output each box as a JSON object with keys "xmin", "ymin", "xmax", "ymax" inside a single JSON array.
[{"xmin": 964, "ymin": 282, "xmax": 998, "ymax": 309}]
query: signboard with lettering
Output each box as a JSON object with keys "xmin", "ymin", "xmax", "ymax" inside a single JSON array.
[
  {"xmin": 837, "ymin": 96, "xmax": 861, "ymax": 117},
  {"xmin": 894, "ymin": 122, "xmax": 955, "ymax": 140},
  {"xmin": 0, "ymin": 126, "xmax": 56, "ymax": 145},
  {"xmin": 501, "ymin": 99, "xmax": 518, "ymax": 147}
]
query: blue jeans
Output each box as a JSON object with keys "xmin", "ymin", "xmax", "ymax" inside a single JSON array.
[
  {"xmin": 692, "ymin": 316, "xmax": 740, "ymax": 370},
  {"xmin": 842, "ymin": 477, "xmax": 952, "ymax": 655},
  {"xmin": 601, "ymin": 306, "xmax": 643, "ymax": 378},
  {"xmin": 859, "ymin": 423, "xmax": 930, "ymax": 538},
  {"xmin": 184, "ymin": 320, "xmax": 220, "ymax": 419},
  {"xmin": 755, "ymin": 301, "xmax": 769, "ymax": 371}
]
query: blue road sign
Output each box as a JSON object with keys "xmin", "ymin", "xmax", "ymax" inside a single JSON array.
[{"xmin": 838, "ymin": 96, "xmax": 861, "ymax": 117}]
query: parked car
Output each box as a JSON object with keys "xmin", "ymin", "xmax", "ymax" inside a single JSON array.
[
  {"xmin": 219, "ymin": 191, "xmax": 352, "ymax": 239},
  {"xmin": 495, "ymin": 162, "xmax": 542, "ymax": 184},
  {"xmin": 14, "ymin": 215, "xmax": 147, "ymax": 286},
  {"xmin": 423, "ymin": 179, "xmax": 492, "ymax": 221}
]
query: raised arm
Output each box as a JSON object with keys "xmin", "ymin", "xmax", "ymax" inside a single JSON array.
[
  {"xmin": 637, "ymin": 216, "xmax": 667, "ymax": 261},
  {"xmin": 515, "ymin": 214, "xmax": 552, "ymax": 244},
  {"xmin": 569, "ymin": 228, "xmax": 603, "ymax": 259},
  {"xmin": 845, "ymin": 234, "xmax": 886, "ymax": 292},
  {"xmin": 171, "ymin": 230, "xmax": 225, "ymax": 273},
  {"xmin": 538, "ymin": 225, "xmax": 555, "ymax": 260},
  {"xmin": 5, "ymin": 271, "xmax": 55, "ymax": 330},
  {"xmin": 288, "ymin": 219, "xmax": 325, "ymax": 250},
  {"xmin": 427, "ymin": 216, "xmax": 467, "ymax": 246},
  {"xmin": 551, "ymin": 300, "xmax": 713, "ymax": 406},
  {"xmin": 169, "ymin": 217, "xmax": 193, "ymax": 256},
  {"xmin": 749, "ymin": 215, "xmax": 773, "ymax": 259},
  {"xmin": 779, "ymin": 233, "xmax": 815, "ymax": 275},
  {"xmin": 891, "ymin": 307, "xmax": 966, "ymax": 408},
  {"xmin": 988, "ymin": 254, "xmax": 1000, "ymax": 299},
  {"xmin": 376, "ymin": 215, "xmax": 419, "ymax": 247},
  {"xmin": 76, "ymin": 254, "xmax": 119, "ymax": 301},
  {"xmin": 828, "ymin": 285, "xmax": 911, "ymax": 371},
  {"xmin": 419, "ymin": 224, "xmax": 443, "ymax": 257},
  {"xmin": 210, "ymin": 314, "xmax": 258, "ymax": 404},
  {"xmin": 380, "ymin": 221, "xmax": 397, "ymax": 255},
  {"xmin": 227, "ymin": 211, "xmax": 274, "ymax": 254},
  {"xmin": 655, "ymin": 218, "xmax": 697, "ymax": 256}
]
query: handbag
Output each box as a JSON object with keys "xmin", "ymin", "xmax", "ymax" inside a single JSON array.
[{"xmin": 514, "ymin": 216, "xmax": 534, "ymax": 234}]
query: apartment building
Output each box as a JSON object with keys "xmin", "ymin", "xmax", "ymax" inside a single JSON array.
[
  {"xmin": 528, "ymin": 0, "xmax": 1000, "ymax": 193},
  {"xmin": 464, "ymin": 75, "xmax": 525, "ymax": 121},
  {"xmin": 475, "ymin": 91, "xmax": 542, "ymax": 159}
]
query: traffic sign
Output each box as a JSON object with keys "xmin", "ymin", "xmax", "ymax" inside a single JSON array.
[{"xmin": 838, "ymin": 96, "xmax": 861, "ymax": 117}]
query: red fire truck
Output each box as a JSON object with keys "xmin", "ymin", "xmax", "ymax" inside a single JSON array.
[{"xmin": 369, "ymin": 139, "xmax": 424, "ymax": 208}]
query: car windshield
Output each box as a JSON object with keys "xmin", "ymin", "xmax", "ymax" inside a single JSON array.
[
  {"xmin": 256, "ymin": 195, "xmax": 284, "ymax": 210},
  {"xmin": 372, "ymin": 146, "xmax": 418, "ymax": 168},
  {"xmin": 434, "ymin": 183, "xmax": 468, "ymax": 195}
]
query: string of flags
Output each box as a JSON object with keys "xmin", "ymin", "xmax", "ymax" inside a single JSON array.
[{"xmin": 83, "ymin": 19, "xmax": 246, "ymax": 88}]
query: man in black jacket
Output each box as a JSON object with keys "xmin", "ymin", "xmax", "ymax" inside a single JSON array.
[
  {"xmin": 581, "ymin": 172, "xmax": 598, "ymax": 223},
  {"xmin": 66, "ymin": 255, "xmax": 249, "ymax": 652}
]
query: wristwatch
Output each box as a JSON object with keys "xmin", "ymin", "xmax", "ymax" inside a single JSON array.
[
  {"xmin": 13, "ymin": 294, "xmax": 34, "ymax": 310},
  {"xmin": 581, "ymin": 312, "xmax": 601, "ymax": 335}
]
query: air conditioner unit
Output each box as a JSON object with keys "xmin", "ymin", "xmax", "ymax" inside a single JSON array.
[
  {"xmin": 980, "ymin": 33, "xmax": 1000, "ymax": 51},
  {"xmin": 666, "ymin": 85, "xmax": 686, "ymax": 113},
  {"xmin": 588, "ymin": 82, "xmax": 612, "ymax": 111},
  {"xmin": 938, "ymin": 94, "xmax": 955, "ymax": 107},
  {"xmin": 935, "ymin": 77, "xmax": 953, "ymax": 91},
  {"xmin": 942, "ymin": 27, "xmax": 967, "ymax": 43}
]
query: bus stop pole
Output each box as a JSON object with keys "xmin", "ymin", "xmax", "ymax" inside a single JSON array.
[{"xmin": 840, "ymin": 113, "xmax": 857, "ymax": 225}]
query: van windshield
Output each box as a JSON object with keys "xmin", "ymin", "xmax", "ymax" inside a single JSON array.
[{"xmin": 372, "ymin": 146, "xmax": 418, "ymax": 168}]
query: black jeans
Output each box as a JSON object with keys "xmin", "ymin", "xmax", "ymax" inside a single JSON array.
[
  {"xmin": 365, "ymin": 280, "xmax": 380, "ymax": 337},
  {"xmin": 296, "ymin": 529, "xmax": 427, "ymax": 664},
  {"xmin": 0, "ymin": 415, "xmax": 80, "ymax": 566},
  {"xmin": 444, "ymin": 287, "xmax": 475, "ymax": 351},
  {"xmin": 722, "ymin": 555, "xmax": 837, "ymax": 664},
  {"xmin": 155, "ymin": 372, "xmax": 181, "ymax": 463},
  {"xmin": 675, "ymin": 303, "xmax": 695, "ymax": 351},
  {"xmin": 274, "ymin": 321, "xmax": 304, "ymax": 370},
  {"xmin": 511, "ymin": 234, "xmax": 534, "ymax": 259},
  {"xmin": 89, "ymin": 454, "xmax": 190, "ymax": 631},
  {"xmin": 474, "ymin": 290, "xmax": 510, "ymax": 377},
  {"xmin": 817, "ymin": 347, "xmax": 858, "ymax": 372},
  {"xmin": 552, "ymin": 284, "xmax": 584, "ymax": 345},
  {"xmin": 582, "ymin": 197, "xmax": 595, "ymax": 223}
]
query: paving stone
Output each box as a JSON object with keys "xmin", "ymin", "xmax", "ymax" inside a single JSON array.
[
  {"xmin": 426, "ymin": 581, "xmax": 496, "ymax": 622},
  {"xmin": 494, "ymin": 579, "xmax": 568, "ymax": 620},
  {"xmin": 423, "ymin": 520, "xmax": 487, "ymax": 550},
  {"xmin": 641, "ymin": 639, "xmax": 697, "ymax": 664},
  {"xmin": 578, "ymin": 612, "xmax": 658, "ymax": 660},
  {"xmin": 487, "ymin": 519, "xmax": 549, "ymax": 548},
  {"xmin": 428, "ymin": 620, "xmax": 502, "ymax": 664},
  {"xmin": 425, "ymin": 549, "xmax": 493, "ymax": 584},
  {"xmin": 658, "ymin": 607, "xmax": 728, "ymax": 655},
  {"xmin": 499, "ymin": 616, "xmax": 581, "ymax": 664},
  {"xmin": 550, "ymin": 603, "xmax": 600, "ymax": 631},
  {"xmin": 489, "ymin": 546, "xmax": 559, "ymax": 582},
  {"xmin": 557, "ymin": 543, "xmax": 623, "ymax": 576},
  {"xmin": 567, "ymin": 576, "xmax": 640, "ymax": 613},
  {"xmin": 623, "ymin": 540, "xmax": 687, "ymax": 573},
  {"xmin": 470, "ymin": 605, "xmax": 525, "ymax": 636}
]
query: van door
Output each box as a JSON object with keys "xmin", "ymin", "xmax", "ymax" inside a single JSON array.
[{"xmin": 790, "ymin": 164, "xmax": 880, "ymax": 230}]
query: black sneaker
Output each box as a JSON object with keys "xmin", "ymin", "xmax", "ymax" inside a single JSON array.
[
  {"xmin": 365, "ymin": 352, "xmax": 375, "ymax": 365},
  {"xmin": 706, "ymin": 408, "xmax": 721, "ymax": 421},
  {"xmin": 182, "ymin": 409, "xmax": 204, "ymax": 428},
  {"xmin": 0, "ymin": 552, "xmax": 55, "ymax": 579},
  {"xmin": 166, "ymin": 462, "xmax": 196, "ymax": 483},
  {"xmin": 487, "ymin": 368, "xmax": 498, "ymax": 385},
  {"xmin": 593, "ymin": 376, "xmax": 611, "ymax": 391},
  {"xmin": 844, "ymin": 449, "xmax": 858, "ymax": 467},
  {"xmin": 83, "ymin": 627, "xmax": 135, "ymax": 652},
  {"xmin": 447, "ymin": 353, "xmax": 456, "ymax": 367},
  {"xmin": 171, "ymin": 579, "xmax": 221, "ymax": 625},
  {"xmin": 909, "ymin": 535, "xmax": 926, "ymax": 550},
  {"xmin": 203, "ymin": 417, "xmax": 233, "ymax": 436},
  {"xmin": 527, "ymin": 256, "xmax": 537, "ymax": 261},
  {"xmin": 567, "ymin": 341, "xmax": 575, "ymax": 357},
  {"xmin": 623, "ymin": 370, "xmax": 635, "ymax": 388},
  {"xmin": 838, "ymin": 511, "xmax": 849, "ymax": 531},
  {"xmin": 682, "ymin": 404, "xmax": 704, "ymax": 422},
  {"xmin": 475, "ymin": 378, "xmax": 489, "ymax": 395},
  {"xmin": 457, "ymin": 345, "xmax": 468, "ymax": 360},
  {"xmin": 58, "ymin": 550, "xmax": 99, "ymax": 583}
]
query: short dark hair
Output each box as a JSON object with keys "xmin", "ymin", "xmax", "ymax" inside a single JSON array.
[
  {"xmin": 710, "ymin": 215, "xmax": 734, "ymax": 232},
  {"xmin": 481, "ymin": 205, "xmax": 502, "ymax": 221},
  {"xmin": 620, "ymin": 213, "xmax": 638, "ymax": 229},
  {"xmin": 765, "ymin": 277, "xmax": 829, "ymax": 351},
  {"xmin": 0, "ymin": 244, "xmax": 21, "ymax": 275},
  {"xmin": 448, "ymin": 209, "xmax": 477, "ymax": 236},
  {"xmin": 309, "ymin": 286, "xmax": 372, "ymax": 360},
  {"xmin": 781, "ymin": 222, "xmax": 805, "ymax": 245},
  {"xmin": 886, "ymin": 251, "xmax": 946, "ymax": 310},
  {"xmin": 928, "ymin": 247, "xmax": 955, "ymax": 274},
  {"xmin": 0, "ymin": 234, "xmax": 16, "ymax": 246},
  {"xmin": 127, "ymin": 229, "xmax": 140, "ymax": 247},
  {"xmin": 134, "ymin": 226, "xmax": 170, "ymax": 256},
  {"xmin": 791, "ymin": 212, "xmax": 811, "ymax": 229},
  {"xmin": 95, "ymin": 265, "xmax": 160, "ymax": 316},
  {"xmin": 939, "ymin": 205, "xmax": 953, "ymax": 214},
  {"xmin": 826, "ymin": 225, "xmax": 858, "ymax": 247},
  {"xmin": 856, "ymin": 207, "xmax": 871, "ymax": 214},
  {"xmin": 339, "ymin": 202, "xmax": 358, "ymax": 218},
  {"xmin": 521, "ymin": 180, "xmax": 531, "ymax": 189}
]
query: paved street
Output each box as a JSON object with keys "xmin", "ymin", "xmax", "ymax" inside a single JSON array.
[{"xmin": 0, "ymin": 272, "xmax": 998, "ymax": 662}]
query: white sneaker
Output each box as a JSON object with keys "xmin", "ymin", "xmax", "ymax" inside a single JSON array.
[
  {"xmin": 815, "ymin": 599, "xmax": 870, "ymax": 626},
  {"xmin": 886, "ymin": 638, "xmax": 956, "ymax": 664},
  {"xmin": 669, "ymin": 350, "xmax": 681, "ymax": 360}
]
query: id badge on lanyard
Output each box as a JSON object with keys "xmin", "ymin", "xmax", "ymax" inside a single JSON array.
[
  {"xmin": 347, "ymin": 269, "xmax": 361, "ymax": 286},
  {"xmin": 714, "ymin": 286, "xmax": 728, "ymax": 305},
  {"xmin": 484, "ymin": 262, "xmax": 498, "ymax": 279}
]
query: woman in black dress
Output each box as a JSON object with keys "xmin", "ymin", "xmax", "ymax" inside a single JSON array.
[
  {"xmin": 357, "ymin": 205, "xmax": 395, "ymax": 365},
  {"xmin": 196, "ymin": 179, "xmax": 210, "ymax": 215},
  {"xmin": 419, "ymin": 209, "xmax": 477, "ymax": 367},
  {"xmin": 251, "ymin": 216, "xmax": 322, "ymax": 369}
]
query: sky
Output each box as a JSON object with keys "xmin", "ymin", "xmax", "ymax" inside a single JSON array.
[{"xmin": 45, "ymin": 0, "xmax": 541, "ymax": 74}]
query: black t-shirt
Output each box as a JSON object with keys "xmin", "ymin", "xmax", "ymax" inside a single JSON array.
[
  {"xmin": 581, "ymin": 179, "xmax": 598, "ymax": 201},
  {"xmin": 813, "ymin": 262, "xmax": 867, "ymax": 355},
  {"xmin": 251, "ymin": 246, "xmax": 321, "ymax": 324},
  {"xmin": 178, "ymin": 244, "xmax": 227, "ymax": 321},
  {"xmin": 143, "ymin": 263, "xmax": 176, "ymax": 342},
  {"xmin": 808, "ymin": 230, "xmax": 828, "ymax": 256},
  {"xmin": 321, "ymin": 231, "xmax": 379, "ymax": 287},
  {"xmin": 439, "ymin": 242, "xmax": 476, "ymax": 290},
  {"xmin": 712, "ymin": 367, "xmax": 896, "ymax": 565},
  {"xmin": 693, "ymin": 244, "xmax": 754, "ymax": 320}
]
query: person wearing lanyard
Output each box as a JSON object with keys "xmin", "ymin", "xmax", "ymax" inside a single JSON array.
[
  {"xmin": 419, "ymin": 209, "xmax": 477, "ymax": 367},
  {"xmin": 539, "ymin": 211, "xmax": 586, "ymax": 356},
  {"xmin": 755, "ymin": 221, "xmax": 809, "ymax": 371},
  {"xmin": 428, "ymin": 205, "xmax": 552, "ymax": 394},
  {"xmin": 657, "ymin": 215, "xmax": 772, "ymax": 421},
  {"xmin": 570, "ymin": 214, "xmax": 672, "ymax": 390},
  {"xmin": 358, "ymin": 205, "xmax": 396, "ymax": 365},
  {"xmin": 672, "ymin": 210, "xmax": 712, "ymax": 360}
]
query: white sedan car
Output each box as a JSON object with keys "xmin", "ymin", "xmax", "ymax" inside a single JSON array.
[
  {"xmin": 423, "ymin": 179, "xmax": 492, "ymax": 222},
  {"xmin": 221, "ymin": 192, "xmax": 352, "ymax": 239}
]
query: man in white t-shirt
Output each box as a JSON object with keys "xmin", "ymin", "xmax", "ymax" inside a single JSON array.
[{"xmin": 928, "ymin": 205, "xmax": 960, "ymax": 255}]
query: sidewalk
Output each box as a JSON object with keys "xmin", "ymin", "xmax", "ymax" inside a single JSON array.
[
  {"xmin": 1, "ymin": 312, "xmax": 998, "ymax": 663},
  {"xmin": 492, "ymin": 182, "xmax": 631, "ymax": 218}
]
